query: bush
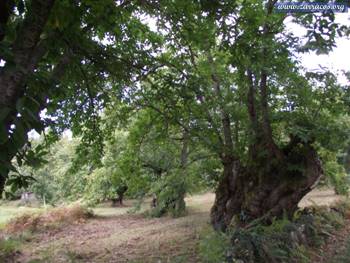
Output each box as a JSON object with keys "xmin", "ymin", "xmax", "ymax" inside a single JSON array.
[
  {"xmin": 199, "ymin": 227, "xmax": 230, "ymax": 263},
  {"xmin": 321, "ymin": 150, "xmax": 349, "ymax": 196},
  {"xmin": 149, "ymin": 171, "xmax": 187, "ymax": 218},
  {"xmin": 199, "ymin": 202, "xmax": 350, "ymax": 263}
]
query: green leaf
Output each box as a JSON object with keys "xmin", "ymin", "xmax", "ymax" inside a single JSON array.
[{"xmin": 12, "ymin": 121, "xmax": 27, "ymax": 148}]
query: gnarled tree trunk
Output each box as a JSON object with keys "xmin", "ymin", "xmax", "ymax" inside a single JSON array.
[
  {"xmin": 210, "ymin": 33, "xmax": 323, "ymax": 230},
  {"xmin": 211, "ymin": 140, "xmax": 323, "ymax": 231}
]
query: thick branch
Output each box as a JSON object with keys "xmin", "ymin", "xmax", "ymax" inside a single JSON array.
[
  {"xmin": 256, "ymin": 0, "xmax": 284, "ymax": 161},
  {"xmin": 207, "ymin": 53, "xmax": 235, "ymax": 162},
  {"xmin": 259, "ymin": 71, "xmax": 283, "ymax": 161}
]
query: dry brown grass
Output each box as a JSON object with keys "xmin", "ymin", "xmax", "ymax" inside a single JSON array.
[{"xmin": 5, "ymin": 205, "xmax": 93, "ymax": 234}]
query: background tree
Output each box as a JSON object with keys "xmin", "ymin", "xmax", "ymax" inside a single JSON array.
[{"xmin": 0, "ymin": 0, "xmax": 162, "ymax": 195}]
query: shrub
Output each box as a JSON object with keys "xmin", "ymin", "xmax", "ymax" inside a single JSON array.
[
  {"xmin": 199, "ymin": 227, "xmax": 230, "ymax": 263},
  {"xmin": 149, "ymin": 172, "xmax": 187, "ymax": 218},
  {"xmin": 199, "ymin": 201, "xmax": 350, "ymax": 263}
]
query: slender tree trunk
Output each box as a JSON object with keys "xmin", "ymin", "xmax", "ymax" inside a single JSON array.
[
  {"xmin": 0, "ymin": 175, "xmax": 6, "ymax": 199},
  {"xmin": 173, "ymin": 128, "xmax": 189, "ymax": 214},
  {"xmin": 343, "ymin": 146, "xmax": 350, "ymax": 174},
  {"xmin": 112, "ymin": 185, "xmax": 128, "ymax": 206},
  {"xmin": 150, "ymin": 129, "xmax": 189, "ymax": 217}
]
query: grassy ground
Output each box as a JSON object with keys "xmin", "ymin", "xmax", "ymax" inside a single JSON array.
[
  {"xmin": 2, "ymin": 193, "xmax": 213, "ymax": 263},
  {"xmin": 0, "ymin": 189, "xmax": 347, "ymax": 263}
]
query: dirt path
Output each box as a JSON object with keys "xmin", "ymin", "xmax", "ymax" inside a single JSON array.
[{"xmin": 12, "ymin": 190, "xmax": 345, "ymax": 263}]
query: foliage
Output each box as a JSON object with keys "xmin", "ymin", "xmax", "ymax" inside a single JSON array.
[
  {"xmin": 13, "ymin": 116, "xmax": 214, "ymax": 211},
  {"xmin": 320, "ymin": 149, "xmax": 350, "ymax": 195},
  {"xmin": 13, "ymin": 136, "xmax": 87, "ymax": 203},
  {"xmin": 0, "ymin": 0, "xmax": 163, "ymax": 191},
  {"xmin": 199, "ymin": 202, "xmax": 350, "ymax": 263},
  {"xmin": 199, "ymin": 227, "xmax": 231, "ymax": 263},
  {"xmin": 149, "ymin": 170, "xmax": 187, "ymax": 218}
]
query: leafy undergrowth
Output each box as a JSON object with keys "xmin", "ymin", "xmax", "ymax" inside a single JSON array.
[
  {"xmin": 199, "ymin": 201, "xmax": 350, "ymax": 263},
  {"xmin": 4, "ymin": 204, "xmax": 93, "ymax": 235}
]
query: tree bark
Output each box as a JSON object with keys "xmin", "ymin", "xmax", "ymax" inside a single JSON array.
[
  {"xmin": 259, "ymin": 71, "xmax": 284, "ymax": 161},
  {"xmin": 211, "ymin": 67, "xmax": 323, "ymax": 231},
  {"xmin": 174, "ymin": 128, "xmax": 189, "ymax": 214},
  {"xmin": 211, "ymin": 159, "xmax": 245, "ymax": 231},
  {"xmin": 211, "ymin": 139, "xmax": 323, "ymax": 231},
  {"xmin": 113, "ymin": 185, "xmax": 128, "ymax": 206}
]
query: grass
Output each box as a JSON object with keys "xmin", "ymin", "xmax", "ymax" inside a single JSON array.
[
  {"xmin": 0, "ymin": 190, "xmax": 348, "ymax": 262},
  {"xmin": 92, "ymin": 207, "xmax": 130, "ymax": 217},
  {"xmin": 0, "ymin": 230, "xmax": 33, "ymax": 262},
  {"xmin": 5, "ymin": 194, "xmax": 214, "ymax": 262},
  {"xmin": 0, "ymin": 238, "xmax": 21, "ymax": 261}
]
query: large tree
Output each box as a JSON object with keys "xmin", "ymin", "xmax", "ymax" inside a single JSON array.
[{"xmin": 131, "ymin": 0, "xmax": 350, "ymax": 230}]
